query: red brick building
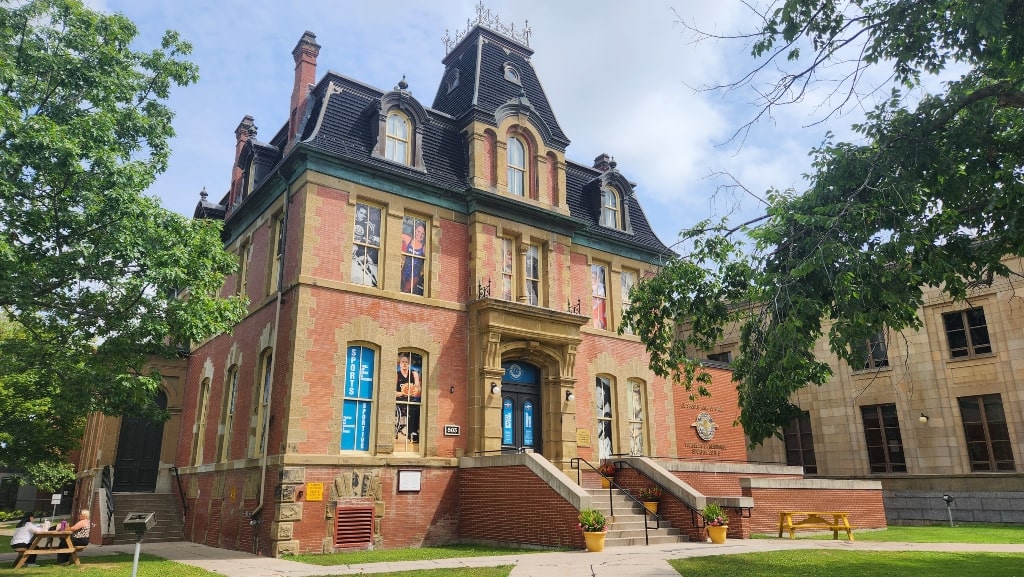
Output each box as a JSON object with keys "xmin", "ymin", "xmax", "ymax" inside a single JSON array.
[{"xmin": 74, "ymin": 19, "xmax": 886, "ymax": 555}]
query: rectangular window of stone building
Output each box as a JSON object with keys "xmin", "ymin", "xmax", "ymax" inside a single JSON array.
[
  {"xmin": 217, "ymin": 366, "xmax": 239, "ymax": 462},
  {"xmin": 400, "ymin": 216, "xmax": 427, "ymax": 296},
  {"xmin": 591, "ymin": 264, "xmax": 608, "ymax": 330},
  {"xmin": 192, "ymin": 378, "xmax": 211, "ymax": 466},
  {"xmin": 395, "ymin": 351, "xmax": 424, "ymax": 452},
  {"xmin": 863, "ymin": 331, "xmax": 889, "ymax": 369},
  {"xmin": 352, "ymin": 203, "xmax": 382, "ymax": 288},
  {"xmin": 860, "ymin": 403, "xmax": 906, "ymax": 473},
  {"xmin": 268, "ymin": 213, "xmax": 285, "ymax": 295},
  {"xmin": 595, "ymin": 376, "xmax": 614, "ymax": 459},
  {"xmin": 943, "ymin": 307, "xmax": 991, "ymax": 358},
  {"xmin": 958, "ymin": 394, "xmax": 1015, "ymax": 471},
  {"xmin": 620, "ymin": 269, "xmax": 636, "ymax": 335},
  {"xmin": 341, "ymin": 345, "xmax": 376, "ymax": 452},
  {"xmin": 783, "ymin": 411, "xmax": 817, "ymax": 475},
  {"xmin": 238, "ymin": 242, "xmax": 252, "ymax": 298},
  {"xmin": 525, "ymin": 244, "xmax": 541, "ymax": 306},
  {"xmin": 249, "ymin": 351, "xmax": 273, "ymax": 458},
  {"xmin": 501, "ymin": 237, "xmax": 515, "ymax": 301},
  {"xmin": 627, "ymin": 380, "xmax": 645, "ymax": 456}
]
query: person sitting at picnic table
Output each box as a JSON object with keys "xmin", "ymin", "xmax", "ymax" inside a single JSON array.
[
  {"xmin": 56, "ymin": 509, "xmax": 90, "ymax": 566},
  {"xmin": 11, "ymin": 512, "xmax": 43, "ymax": 567}
]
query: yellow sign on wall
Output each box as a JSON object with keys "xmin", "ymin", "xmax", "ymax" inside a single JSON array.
[{"xmin": 306, "ymin": 482, "xmax": 324, "ymax": 501}]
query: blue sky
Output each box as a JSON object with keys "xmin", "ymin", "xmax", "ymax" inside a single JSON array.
[{"xmin": 91, "ymin": 0, "xmax": 858, "ymax": 249}]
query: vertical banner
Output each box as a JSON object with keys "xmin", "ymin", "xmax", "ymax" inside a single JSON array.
[
  {"xmin": 523, "ymin": 400, "xmax": 534, "ymax": 447},
  {"xmin": 341, "ymin": 346, "xmax": 375, "ymax": 451},
  {"xmin": 502, "ymin": 397, "xmax": 514, "ymax": 445}
]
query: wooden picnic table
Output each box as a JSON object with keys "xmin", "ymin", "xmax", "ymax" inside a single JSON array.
[
  {"xmin": 778, "ymin": 511, "xmax": 854, "ymax": 541},
  {"xmin": 12, "ymin": 530, "xmax": 81, "ymax": 568}
]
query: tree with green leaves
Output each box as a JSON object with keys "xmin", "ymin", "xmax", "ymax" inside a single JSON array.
[
  {"xmin": 0, "ymin": 0, "xmax": 245, "ymax": 487},
  {"xmin": 627, "ymin": 1, "xmax": 1024, "ymax": 446}
]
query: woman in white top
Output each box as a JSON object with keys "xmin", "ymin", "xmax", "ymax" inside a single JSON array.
[{"xmin": 11, "ymin": 512, "xmax": 42, "ymax": 566}]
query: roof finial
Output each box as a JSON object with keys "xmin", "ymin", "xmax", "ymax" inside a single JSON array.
[
  {"xmin": 442, "ymin": 1, "xmax": 532, "ymax": 54},
  {"xmin": 396, "ymin": 75, "xmax": 408, "ymax": 91},
  {"xmin": 200, "ymin": 187, "xmax": 208, "ymax": 201}
]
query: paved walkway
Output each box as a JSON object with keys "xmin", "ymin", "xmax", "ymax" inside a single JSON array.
[{"xmin": 3, "ymin": 539, "xmax": 1023, "ymax": 576}]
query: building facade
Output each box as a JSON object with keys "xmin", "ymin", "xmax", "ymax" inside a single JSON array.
[
  {"xmin": 742, "ymin": 257, "xmax": 1024, "ymax": 524},
  {"xmin": 73, "ymin": 21, "xmax": 890, "ymax": 555}
]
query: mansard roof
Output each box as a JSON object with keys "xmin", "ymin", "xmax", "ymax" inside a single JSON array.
[
  {"xmin": 431, "ymin": 26, "xmax": 569, "ymax": 150},
  {"xmin": 221, "ymin": 27, "xmax": 672, "ymax": 261}
]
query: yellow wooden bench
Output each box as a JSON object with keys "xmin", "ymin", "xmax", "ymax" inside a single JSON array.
[{"xmin": 778, "ymin": 511, "xmax": 854, "ymax": 541}]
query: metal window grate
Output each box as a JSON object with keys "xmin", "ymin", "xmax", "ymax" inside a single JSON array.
[{"xmin": 334, "ymin": 506, "xmax": 373, "ymax": 548}]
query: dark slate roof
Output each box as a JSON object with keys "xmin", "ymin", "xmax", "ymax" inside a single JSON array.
[
  {"xmin": 565, "ymin": 161, "xmax": 673, "ymax": 257},
  {"xmin": 431, "ymin": 26, "xmax": 569, "ymax": 150},
  {"xmin": 222, "ymin": 25, "xmax": 673, "ymax": 262},
  {"xmin": 297, "ymin": 73, "xmax": 468, "ymax": 194}
]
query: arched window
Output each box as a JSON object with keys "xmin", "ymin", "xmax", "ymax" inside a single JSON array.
[
  {"xmin": 385, "ymin": 111, "xmax": 410, "ymax": 164},
  {"xmin": 217, "ymin": 366, "xmax": 239, "ymax": 462},
  {"xmin": 249, "ymin": 350, "xmax": 273, "ymax": 458},
  {"xmin": 596, "ymin": 376, "xmax": 615, "ymax": 459},
  {"xmin": 627, "ymin": 380, "xmax": 646, "ymax": 456},
  {"xmin": 341, "ymin": 345, "xmax": 376, "ymax": 452},
  {"xmin": 192, "ymin": 378, "xmax": 211, "ymax": 466},
  {"xmin": 395, "ymin": 350, "xmax": 425, "ymax": 452},
  {"xmin": 600, "ymin": 187, "xmax": 620, "ymax": 228},
  {"xmin": 507, "ymin": 136, "xmax": 526, "ymax": 196}
]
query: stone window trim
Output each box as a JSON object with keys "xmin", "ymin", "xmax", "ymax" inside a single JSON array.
[
  {"xmin": 585, "ymin": 170, "xmax": 635, "ymax": 234},
  {"xmin": 370, "ymin": 90, "xmax": 429, "ymax": 170},
  {"xmin": 503, "ymin": 62, "xmax": 521, "ymax": 85}
]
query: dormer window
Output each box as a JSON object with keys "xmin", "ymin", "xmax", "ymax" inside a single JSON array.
[
  {"xmin": 600, "ymin": 187, "xmax": 620, "ymax": 228},
  {"xmin": 504, "ymin": 63, "xmax": 521, "ymax": 85},
  {"xmin": 385, "ymin": 111, "xmax": 410, "ymax": 164},
  {"xmin": 446, "ymin": 69, "xmax": 460, "ymax": 93},
  {"xmin": 507, "ymin": 136, "xmax": 526, "ymax": 196}
]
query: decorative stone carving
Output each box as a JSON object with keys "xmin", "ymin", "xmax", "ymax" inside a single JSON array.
[
  {"xmin": 280, "ymin": 467, "xmax": 306, "ymax": 484},
  {"xmin": 270, "ymin": 521, "xmax": 293, "ymax": 540},
  {"xmin": 187, "ymin": 476, "xmax": 199, "ymax": 499},
  {"xmin": 272, "ymin": 540, "xmax": 298, "ymax": 556},
  {"xmin": 275, "ymin": 484, "xmax": 296, "ymax": 503},
  {"xmin": 211, "ymin": 474, "xmax": 225, "ymax": 499},
  {"xmin": 243, "ymin": 471, "xmax": 260, "ymax": 499},
  {"xmin": 277, "ymin": 502, "xmax": 303, "ymax": 522}
]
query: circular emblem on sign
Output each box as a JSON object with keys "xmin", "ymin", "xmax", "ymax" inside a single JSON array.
[
  {"xmin": 508, "ymin": 364, "xmax": 523, "ymax": 379},
  {"xmin": 692, "ymin": 411, "xmax": 718, "ymax": 441}
]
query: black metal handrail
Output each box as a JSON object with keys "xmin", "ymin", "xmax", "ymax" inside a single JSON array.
[
  {"xmin": 571, "ymin": 458, "xmax": 666, "ymax": 544},
  {"xmin": 169, "ymin": 466, "xmax": 187, "ymax": 518}
]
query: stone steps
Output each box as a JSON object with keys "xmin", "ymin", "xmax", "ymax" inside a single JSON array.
[
  {"xmin": 109, "ymin": 493, "xmax": 184, "ymax": 545},
  {"xmin": 585, "ymin": 488, "xmax": 689, "ymax": 547}
]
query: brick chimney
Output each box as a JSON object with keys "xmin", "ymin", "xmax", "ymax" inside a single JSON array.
[
  {"xmin": 229, "ymin": 115, "xmax": 256, "ymax": 209},
  {"xmin": 288, "ymin": 31, "xmax": 321, "ymax": 151},
  {"xmin": 593, "ymin": 153, "xmax": 613, "ymax": 172}
]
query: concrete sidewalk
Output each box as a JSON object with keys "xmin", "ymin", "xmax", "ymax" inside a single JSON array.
[{"xmin": 3, "ymin": 539, "xmax": 1024, "ymax": 576}]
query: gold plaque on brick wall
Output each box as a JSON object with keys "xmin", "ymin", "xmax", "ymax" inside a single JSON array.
[
  {"xmin": 306, "ymin": 482, "xmax": 324, "ymax": 501},
  {"xmin": 576, "ymin": 429, "xmax": 591, "ymax": 447}
]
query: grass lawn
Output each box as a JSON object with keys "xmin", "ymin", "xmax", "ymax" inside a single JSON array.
[
  {"xmin": 753, "ymin": 523, "xmax": 1024, "ymax": 544},
  {"xmin": 670, "ymin": 550, "xmax": 1024, "ymax": 577},
  {"xmin": 289, "ymin": 543, "xmax": 541, "ymax": 565},
  {"xmin": 2, "ymin": 553, "xmax": 513, "ymax": 577}
]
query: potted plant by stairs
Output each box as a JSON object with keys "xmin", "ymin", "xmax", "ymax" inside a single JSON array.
[
  {"xmin": 701, "ymin": 502, "xmax": 729, "ymax": 544},
  {"xmin": 597, "ymin": 461, "xmax": 616, "ymax": 489},
  {"xmin": 636, "ymin": 486, "xmax": 662, "ymax": 514},
  {"xmin": 578, "ymin": 508, "xmax": 608, "ymax": 552}
]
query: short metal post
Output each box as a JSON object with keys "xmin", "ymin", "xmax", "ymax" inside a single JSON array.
[
  {"xmin": 131, "ymin": 532, "xmax": 143, "ymax": 577},
  {"xmin": 942, "ymin": 494, "xmax": 955, "ymax": 528}
]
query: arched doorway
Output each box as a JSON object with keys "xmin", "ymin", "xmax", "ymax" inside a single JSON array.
[
  {"xmin": 500, "ymin": 361, "xmax": 542, "ymax": 454},
  {"xmin": 112, "ymin": 389, "xmax": 167, "ymax": 492}
]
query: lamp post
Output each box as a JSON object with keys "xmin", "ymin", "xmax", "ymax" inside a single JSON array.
[{"xmin": 941, "ymin": 494, "xmax": 955, "ymax": 528}]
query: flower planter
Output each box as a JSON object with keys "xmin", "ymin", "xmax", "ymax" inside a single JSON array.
[
  {"xmin": 643, "ymin": 501, "xmax": 659, "ymax": 514},
  {"xmin": 583, "ymin": 531, "xmax": 606, "ymax": 552},
  {"xmin": 601, "ymin": 477, "xmax": 610, "ymax": 489},
  {"xmin": 707, "ymin": 525, "xmax": 728, "ymax": 544}
]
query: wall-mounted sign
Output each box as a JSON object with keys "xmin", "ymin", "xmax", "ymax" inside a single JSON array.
[
  {"xmin": 306, "ymin": 482, "xmax": 323, "ymax": 501},
  {"xmin": 576, "ymin": 429, "xmax": 592, "ymax": 447},
  {"xmin": 444, "ymin": 424, "xmax": 461, "ymax": 436},
  {"xmin": 397, "ymin": 469, "xmax": 422, "ymax": 492},
  {"xmin": 692, "ymin": 411, "xmax": 719, "ymax": 441}
]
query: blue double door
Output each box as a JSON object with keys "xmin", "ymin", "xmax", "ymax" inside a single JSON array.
[{"xmin": 500, "ymin": 361, "xmax": 542, "ymax": 455}]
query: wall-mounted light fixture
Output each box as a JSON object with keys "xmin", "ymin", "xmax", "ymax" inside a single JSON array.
[
  {"xmin": 565, "ymin": 390, "xmax": 575, "ymax": 402},
  {"xmin": 919, "ymin": 413, "xmax": 929, "ymax": 424},
  {"xmin": 490, "ymin": 382, "xmax": 500, "ymax": 395}
]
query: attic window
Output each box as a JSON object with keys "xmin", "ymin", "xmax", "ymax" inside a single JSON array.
[
  {"xmin": 503, "ymin": 63, "xmax": 521, "ymax": 85},
  {"xmin": 599, "ymin": 187, "xmax": 621, "ymax": 229},
  {"xmin": 447, "ymin": 69, "xmax": 460, "ymax": 93}
]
